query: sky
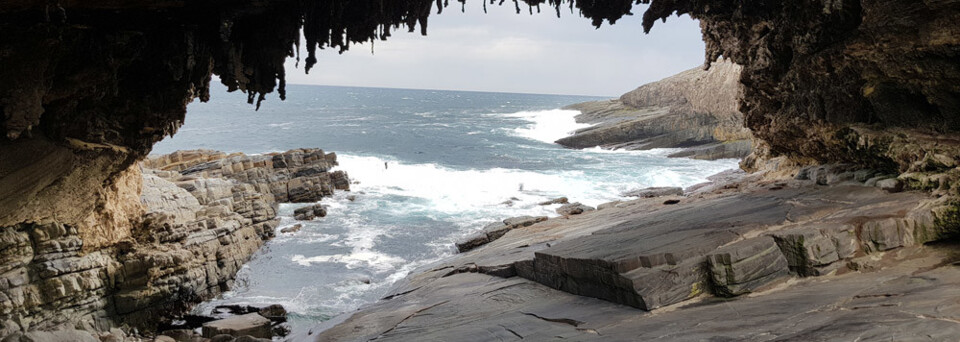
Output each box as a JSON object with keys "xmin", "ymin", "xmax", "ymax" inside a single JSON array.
[{"xmin": 283, "ymin": 3, "xmax": 705, "ymax": 97}]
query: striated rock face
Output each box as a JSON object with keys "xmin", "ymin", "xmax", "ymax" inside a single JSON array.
[
  {"xmin": 303, "ymin": 168, "xmax": 960, "ymax": 341},
  {"xmin": 0, "ymin": 148, "xmax": 347, "ymax": 336},
  {"xmin": 641, "ymin": 1, "xmax": 960, "ymax": 174},
  {"xmin": 143, "ymin": 148, "xmax": 350, "ymax": 203},
  {"xmin": 0, "ymin": 0, "xmax": 958, "ymax": 340},
  {"xmin": 558, "ymin": 60, "xmax": 753, "ymax": 160}
]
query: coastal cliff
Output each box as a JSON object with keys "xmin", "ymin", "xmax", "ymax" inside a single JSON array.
[
  {"xmin": 0, "ymin": 0, "xmax": 958, "ymax": 341},
  {"xmin": 0, "ymin": 148, "xmax": 348, "ymax": 339},
  {"xmin": 558, "ymin": 59, "xmax": 753, "ymax": 160}
]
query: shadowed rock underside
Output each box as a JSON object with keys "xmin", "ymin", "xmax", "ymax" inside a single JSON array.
[{"xmin": 1, "ymin": 0, "xmax": 959, "ymax": 339}]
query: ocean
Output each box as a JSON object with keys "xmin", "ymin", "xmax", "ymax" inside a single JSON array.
[{"xmin": 152, "ymin": 84, "xmax": 740, "ymax": 332}]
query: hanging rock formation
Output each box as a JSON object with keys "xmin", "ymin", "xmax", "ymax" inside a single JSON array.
[{"xmin": 1, "ymin": 0, "xmax": 959, "ymax": 340}]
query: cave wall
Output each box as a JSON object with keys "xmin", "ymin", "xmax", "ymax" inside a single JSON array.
[
  {"xmin": 1, "ymin": 0, "xmax": 959, "ymax": 335},
  {"xmin": 642, "ymin": 0, "xmax": 960, "ymax": 174}
]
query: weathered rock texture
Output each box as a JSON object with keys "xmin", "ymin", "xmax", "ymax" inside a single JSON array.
[
  {"xmin": 557, "ymin": 62, "xmax": 751, "ymax": 159},
  {"xmin": 644, "ymin": 1, "xmax": 960, "ymax": 175},
  {"xmin": 1, "ymin": 0, "xmax": 959, "ymax": 340},
  {"xmin": 301, "ymin": 168, "xmax": 960, "ymax": 341},
  {"xmin": 559, "ymin": 60, "xmax": 753, "ymax": 160},
  {"xmin": 0, "ymin": 148, "xmax": 346, "ymax": 336}
]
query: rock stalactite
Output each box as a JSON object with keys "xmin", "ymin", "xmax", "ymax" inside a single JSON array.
[{"xmin": 1, "ymin": 0, "xmax": 959, "ymax": 339}]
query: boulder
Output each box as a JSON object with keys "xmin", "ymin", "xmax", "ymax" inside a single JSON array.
[
  {"xmin": 455, "ymin": 233, "xmax": 490, "ymax": 253},
  {"xmin": 707, "ymin": 237, "xmax": 790, "ymax": 296},
  {"xmin": 771, "ymin": 227, "xmax": 841, "ymax": 276},
  {"xmin": 201, "ymin": 313, "xmax": 272, "ymax": 338},
  {"xmin": 556, "ymin": 203, "xmax": 596, "ymax": 216},
  {"xmin": 502, "ymin": 216, "xmax": 548, "ymax": 228},
  {"xmin": 258, "ymin": 304, "xmax": 287, "ymax": 323},
  {"xmin": 877, "ymin": 178, "xmax": 903, "ymax": 193},
  {"xmin": 455, "ymin": 216, "xmax": 548, "ymax": 253},
  {"xmin": 234, "ymin": 337, "xmax": 272, "ymax": 342},
  {"xmin": 293, "ymin": 204, "xmax": 326, "ymax": 221},
  {"xmin": 538, "ymin": 197, "xmax": 569, "ymax": 206},
  {"xmin": 859, "ymin": 218, "xmax": 906, "ymax": 253},
  {"xmin": 155, "ymin": 329, "xmax": 201, "ymax": 342},
  {"xmin": 621, "ymin": 187, "xmax": 683, "ymax": 198},
  {"xmin": 596, "ymin": 201, "xmax": 620, "ymax": 210},
  {"xmin": 279, "ymin": 224, "xmax": 302, "ymax": 234},
  {"xmin": 480, "ymin": 222, "xmax": 511, "ymax": 241}
]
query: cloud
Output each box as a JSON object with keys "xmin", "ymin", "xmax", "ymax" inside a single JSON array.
[{"xmin": 284, "ymin": 5, "xmax": 705, "ymax": 97}]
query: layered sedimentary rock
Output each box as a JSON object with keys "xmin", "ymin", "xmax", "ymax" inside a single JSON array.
[
  {"xmin": 559, "ymin": 59, "xmax": 753, "ymax": 160},
  {"xmin": 303, "ymin": 167, "xmax": 960, "ymax": 341},
  {"xmin": 0, "ymin": 148, "xmax": 346, "ymax": 336},
  {"xmin": 0, "ymin": 0, "xmax": 958, "ymax": 340},
  {"xmin": 640, "ymin": 1, "xmax": 960, "ymax": 175}
]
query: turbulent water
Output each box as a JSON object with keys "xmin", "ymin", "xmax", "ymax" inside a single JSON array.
[{"xmin": 153, "ymin": 84, "xmax": 739, "ymax": 332}]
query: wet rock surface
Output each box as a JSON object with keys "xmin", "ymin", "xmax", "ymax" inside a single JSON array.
[
  {"xmin": 537, "ymin": 197, "xmax": 569, "ymax": 206},
  {"xmin": 620, "ymin": 186, "xmax": 684, "ymax": 198},
  {"xmin": 293, "ymin": 205, "xmax": 327, "ymax": 221},
  {"xmin": 303, "ymin": 170, "xmax": 960, "ymax": 341},
  {"xmin": 280, "ymin": 224, "xmax": 303, "ymax": 234},
  {"xmin": 456, "ymin": 216, "xmax": 548, "ymax": 253},
  {"xmin": 0, "ymin": 0, "xmax": 958, "ymax": 340}
]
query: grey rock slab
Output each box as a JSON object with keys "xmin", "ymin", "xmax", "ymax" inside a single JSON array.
[
  {"xmin": 455, "ymin": 232, "xmax": 490, "ymax": 253},
  {"xmin": 279, "ymin": 224, "xmax": 302, "ymax": 234},
  {"xmin": 620, "ymin": 186, "xmax": 683, "ymax": 198},
  {"xmin": 771, "ymin": 226, "xmax": 842, "ymax": 276},
  {"xmin": 555, "ymin": 202, "xmax": 595, "ymax": 216},
  {"xmin": 524, "ymin": 193, "xmax": 795, "ymax": 308},
  {"xmin": 537, "ymin": 197, "xmax": 568, "ymax": 205},
  {"xmin": 201, "ymin": 313, "xmax": 272, "ymax": 338},
  {"xmin": 502, "ymin": 216, "xmax": 547, "ymax": 228},
  {"xmin": 860, "ymin": 218, "xmax": 907, "ymax": 253},
  {"xmin": 455, "ymin": 217, "xmax": 547, "ymax": 253},
  {"xmin": 302, "ymin": 248, "xmax": 960, "ymax": 342},
  {"xmin": 293, "ymin": 204, "xmax": 326, "ymax": 221},
  {"xmin": 707, "ymin": 237, "xmax": 790, "ymax": 296},
  {"xmin": 877, "ymin": 178, "xmax": 903, "ymax": 193}
]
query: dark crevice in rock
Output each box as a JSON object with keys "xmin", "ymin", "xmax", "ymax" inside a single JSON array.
[
  {"xmin": 498, "ymin": 324, "xmax": 524, "ymax": 340},
  {"xmin": 368, "ymin": 300, "xmax": 449, "ymax": 341},
  {"xmin": 519, "ymin": 312, "xmax": 584, "ymax": 328}
]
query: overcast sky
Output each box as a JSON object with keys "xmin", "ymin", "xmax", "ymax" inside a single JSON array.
[{"xmin": 284, "ymin": 4, "xmax": 705, "ymax": 97}]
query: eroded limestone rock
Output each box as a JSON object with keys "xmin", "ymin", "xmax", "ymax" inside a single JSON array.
[{"xmin": 0, "ymin": 148, "xmax": 347, "ymax": 336}]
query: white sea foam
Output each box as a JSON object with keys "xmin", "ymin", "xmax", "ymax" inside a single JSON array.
[
  {"xmin": 501, "ymin": 109, "xmax": 591, "ymax": 144},
  {"xmin": 337, "ymin": 154, "xmax": 616, "ymax": 211},
  {"xmin": 335, "ymin": 153, "xmax": 737, "ymax": 215}
]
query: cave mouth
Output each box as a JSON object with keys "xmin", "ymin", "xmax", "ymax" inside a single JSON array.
[{"xmin": 2, "ymin": 0, "xmax": 959, "ymax": 339}]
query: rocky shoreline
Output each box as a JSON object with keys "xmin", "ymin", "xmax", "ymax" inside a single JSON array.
[
  {"xmin": 298, "ymin": 164, "xmax": 960, "ymax": 341},
  {"xmin": 557, "ymin": 60, "xmax": 753, "ymax": 161},
  {"xmin": 0, "ymin": 148, "xmax": 349, "ymax": 341}
]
